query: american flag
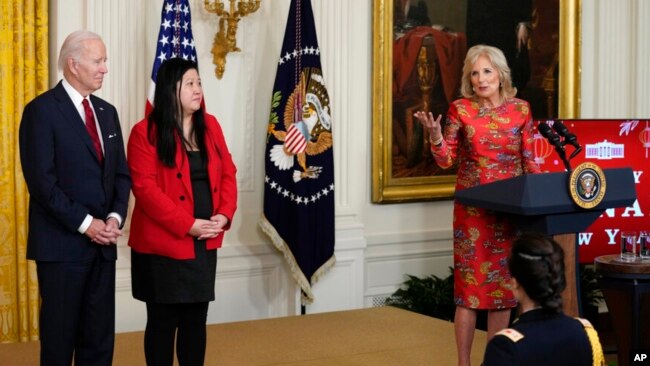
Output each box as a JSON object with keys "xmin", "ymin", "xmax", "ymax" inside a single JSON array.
[{"xmin": 146, "ymin": 0, "xmax": 198, "ymax": 116}]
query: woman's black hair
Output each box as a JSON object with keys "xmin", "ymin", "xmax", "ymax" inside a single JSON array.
[
  {"xmin": 148, "ymin": 58, "xmax": 207, "ymax": 166},
  {"xmin": 509, "ymin": 232, "xmax": 566, "ymax": 313}
]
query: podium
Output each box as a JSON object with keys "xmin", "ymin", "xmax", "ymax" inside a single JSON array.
[{"xmin": 455, "ymin": 167, "xmax": 636, "ymax": 316}]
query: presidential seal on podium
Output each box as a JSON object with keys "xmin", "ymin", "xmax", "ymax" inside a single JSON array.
[{"xmin": 569, "ymin": 162, "xmax": 607, "ymax": 209}]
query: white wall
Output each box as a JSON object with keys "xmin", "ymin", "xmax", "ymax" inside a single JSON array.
[{"xmin": 47, "ymin": 0, "xmax": 650, "ymax": 333}]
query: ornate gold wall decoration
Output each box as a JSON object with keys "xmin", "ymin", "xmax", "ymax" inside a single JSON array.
[{"xmin": 204, "ymin": 0, "xmax": 261, "ymax": 79}]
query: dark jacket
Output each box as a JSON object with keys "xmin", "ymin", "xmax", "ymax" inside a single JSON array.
[
  {"xmin": 483, "ymin": 308, "xmax": 604, "ymax": 366},
  {"xmin": 19, "ymin": 81, "xmax": 131, "ymax": 261}
]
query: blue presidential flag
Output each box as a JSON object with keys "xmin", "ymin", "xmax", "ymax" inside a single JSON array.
[{"xmin": 260, "ymin": 0, "xmax": 335, "ymax": 304}]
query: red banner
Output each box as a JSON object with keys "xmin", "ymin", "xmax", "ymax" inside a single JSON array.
[{"xmin": 534, "ymin": 120, "xmax": 650, "ymax": 263}]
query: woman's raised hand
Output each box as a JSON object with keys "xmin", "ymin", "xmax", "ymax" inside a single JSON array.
[{"xmin": 413, "ymin": 111, "xmax": 443, "ymax": 142}]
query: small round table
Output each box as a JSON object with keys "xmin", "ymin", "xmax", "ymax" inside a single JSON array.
[{"xmin": 594, "ymin": 254, "xmax": 650, "ymax": 366}]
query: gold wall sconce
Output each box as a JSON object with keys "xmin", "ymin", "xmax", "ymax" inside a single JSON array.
[{"xmin": 204, "ymin": 0, "xmax": 261, "ymax": 79}]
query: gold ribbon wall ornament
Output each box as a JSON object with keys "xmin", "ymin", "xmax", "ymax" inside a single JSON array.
[{"xmin": 204, "ymin": 0, "xmax": 261, "ymax": 79}]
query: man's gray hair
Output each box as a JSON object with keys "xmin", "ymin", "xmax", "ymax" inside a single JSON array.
[{"xmin": 57, "ymin": 30, "xmax": 103, "ymax": 72}]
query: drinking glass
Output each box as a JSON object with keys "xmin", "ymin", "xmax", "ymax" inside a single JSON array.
[
  {"xmin": 620, "ymin": 231, "xmax": 638, "ymax": 262},
  {"xmin": 640, "ymin": 231, "xmax": 650, "ymax": 261}
]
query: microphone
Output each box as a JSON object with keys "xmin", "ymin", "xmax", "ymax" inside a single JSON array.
[
  {"xmin": 539, "ymin": 122, "xmax": 571, "ymax": 171},
  {"xmin": 551, "ymin": 120, "xmax": 582, "ymax": 159},
  {"xmin": 538, "ymin": 123, "xmax": 562, "ymax": 149},
  {"xmin": 552, "ymin": 121, "xmax": 581, "ymax": 150}
]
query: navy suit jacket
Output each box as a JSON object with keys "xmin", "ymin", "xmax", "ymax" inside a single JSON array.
[
  {"xmin": 483, "ymin": 309, "xmax": 597, "ymax": 366},
  {"xmin": 19, "ymin": 81, "xmax": 131, "ymax": 261}
]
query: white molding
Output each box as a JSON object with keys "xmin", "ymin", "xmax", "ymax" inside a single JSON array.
[
  {"xmin": 210, "ymin": 261, "xmax": 291, "ymax": 323},
  {"xmin": 116, "ymin": 251, "xmax": 292, "ymax": 332},
  {"xmin": 313, "ymin": 0, "xmax": 352, "ymax": 208},
  {"xmin": 306, "ymin": 246, "xmax": 366, "ymax": 313},
  {"xmin": 364, "ymin": 239, "xmax": 453, "ymax": 309}
]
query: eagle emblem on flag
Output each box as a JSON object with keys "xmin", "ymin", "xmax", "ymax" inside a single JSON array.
[{"xmin": 268, "ymin": 68, "xmax": 332, "ymax": 183}]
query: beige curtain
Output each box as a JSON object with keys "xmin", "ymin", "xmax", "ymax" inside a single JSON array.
[{"xmin": 0, "ymin": 0, "xmax": 48, "ymax": 343}]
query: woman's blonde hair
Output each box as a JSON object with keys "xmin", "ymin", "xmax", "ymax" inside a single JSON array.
[{"xmin": 459, "ymin": 44, "xmax": 517, "ymax": 100}]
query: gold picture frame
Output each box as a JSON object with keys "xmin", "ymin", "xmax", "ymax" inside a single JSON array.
[{"xmin": 371, "ymin": 0, "xmax": 581, "ymax": 203}]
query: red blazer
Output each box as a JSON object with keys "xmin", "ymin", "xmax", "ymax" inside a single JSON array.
[{"xmin": 127, "ymin": 113, "xmax": 237, "ymax": 259}]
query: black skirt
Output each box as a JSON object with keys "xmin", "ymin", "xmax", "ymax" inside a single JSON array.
[{"xmin": 131, "ymin": 151, "xmax": 216, "ymax": 304}]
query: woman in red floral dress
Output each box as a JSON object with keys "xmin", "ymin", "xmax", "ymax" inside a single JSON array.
[{"xmin": 414, "ymin": 44, "xmax": 541, "ymax": 366}]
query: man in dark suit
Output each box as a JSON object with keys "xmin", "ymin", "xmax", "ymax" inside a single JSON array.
[{"xmin": 19, "ymin": 30, "xmax": 131, "ymax": 366}]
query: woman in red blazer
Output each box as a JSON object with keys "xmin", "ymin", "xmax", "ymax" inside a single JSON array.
[{"xmin": 127, "ymin": 58, "xmax": 237, "ymax": 366}]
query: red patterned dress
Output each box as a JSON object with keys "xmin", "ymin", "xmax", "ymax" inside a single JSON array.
[{"xmin": 432, "ymin": 97, "xmax": 541, "ymax": 310}]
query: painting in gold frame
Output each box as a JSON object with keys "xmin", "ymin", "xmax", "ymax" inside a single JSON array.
[{"xmin": 371, "ymin": 0, "xmax": 581, "ymax": 203}]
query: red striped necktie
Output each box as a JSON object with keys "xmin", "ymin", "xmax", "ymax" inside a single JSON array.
[{"xmin": 82, "ymin": 98, "xmax": 104, "ymax": 163}]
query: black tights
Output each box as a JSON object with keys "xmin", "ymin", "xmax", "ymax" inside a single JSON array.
[{"xmin": 144, "ymin": 302, "xmax": 209, "ymax": 366}]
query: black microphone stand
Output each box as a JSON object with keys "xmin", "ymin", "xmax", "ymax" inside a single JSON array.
[
  {"xmin": 552, "ymin": 121, "xmax": 583, "ymax": 162},
  {"xmin": 554, "ymin": 141, "xmax": 572, "ymax": 172},
  {"xmin": 539, "ymin": 123, "xmax": 572, "ymax": 171}
]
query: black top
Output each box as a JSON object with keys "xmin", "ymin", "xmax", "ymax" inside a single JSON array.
[
  {"xmin": 483, "ymin": 308, "xmax": 597, "ymax": 366},
  {"xmin": 131, "ymin": 151, "xmax": 216, "ymax": 303}
]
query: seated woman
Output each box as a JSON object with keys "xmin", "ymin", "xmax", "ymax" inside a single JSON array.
[{"xmin": 483, "ymin": 233, "xmax": 605, "ymax": 366}]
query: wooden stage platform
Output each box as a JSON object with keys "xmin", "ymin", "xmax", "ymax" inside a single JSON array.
[{"xmin": 0, "ymin": 307, "xmax": 487, "ymax": 365}]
